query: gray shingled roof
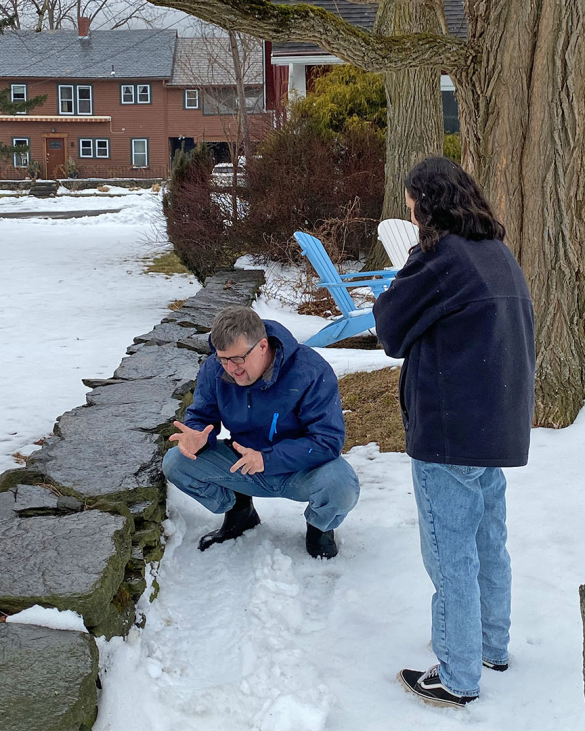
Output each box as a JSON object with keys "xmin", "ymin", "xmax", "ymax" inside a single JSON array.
[
  {"xmin": 0, "ymin": 29, "xmax": 176, "ymax": 79},
  {"xmin": 169, "ymin": 37, "xmax": 264, "ymax": 86},
  {"xmin": 272, "ymin": 0, "xmax": 466, "ymax": 57}
]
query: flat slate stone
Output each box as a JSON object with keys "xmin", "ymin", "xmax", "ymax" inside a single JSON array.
[
  {"xmin": 0, "ymin": 623, "xmax": 99, "ymax": 731},
  {"xmin": 85, "ymin": 378, "xmax": 184, "ymax": 407},
  {"xmin": 133, "ymin": 320, "xmax": 201, "ymax": 345},
  {"xmin": 54, "ymin": 400, "xmax": 178, "ymax": 439},
  {"xmin": 0, "ymin": 490, "xmax": 16, "ymax": 522},
  {"xmin": 164, "ymin": 269, "xmax": 265, "ymax": 332},
  {"xmin": 12, "ymin": 485, "xmax": 84, "ymax": 517},
  {"xmin": 177, "ymin": 332, "xmax": 212, "ymax": 354},
  {"xmin": 113, "ymin": 343, "xmax": 201, "ymax": 382},
  {"xmin": 25, "ymin": 437, "xmax": 163, "ymax": 503},
  {"xmin": 0, "ymin": 510, "xmax": 131, "ymax": 626}
]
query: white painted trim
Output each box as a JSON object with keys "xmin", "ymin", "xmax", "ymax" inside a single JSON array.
[
  {"xmin": 272, "ymin": 54, "xmax": 343, "ymax": 66},
  {"xmin": 441, "ymin": 74, "xmax": 455, "ymax": 91}
]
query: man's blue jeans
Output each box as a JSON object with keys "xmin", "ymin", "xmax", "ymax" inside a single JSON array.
[
  {"xmin": 163, "ymin": 441, "xmax": 360, "ymax": 532},
  {"xmin": 412, "ymin": 459, "xmax": 511, "ymax": 697}
]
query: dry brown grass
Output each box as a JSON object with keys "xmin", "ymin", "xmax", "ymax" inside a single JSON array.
[
  {"xmin": 11, "ymin": 451, "xmax": 27, "ymax": 465},
  {"xmin": 168, "ymin": 299, "xmax": 187, "ymax": 311},
  {"xmin": 144, "ymin": 251, "xmax": 190, "ymax": 276},
  {"xmin": 339, "ymin": 366, "xmax": 405, "ymax": 453}
]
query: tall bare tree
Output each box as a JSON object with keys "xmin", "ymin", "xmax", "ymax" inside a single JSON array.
[{"xmin": 147, "ymin": 0, "xmax": 585, "ymax": 430}]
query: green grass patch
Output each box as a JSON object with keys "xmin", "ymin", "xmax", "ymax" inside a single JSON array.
[
  {"xmin": 144, "ymin": 251, "xmax": 190, "ymax": 276},
  {"xmin": 339, "ymin": 366, "xmax": 405, "ymax": 453}
]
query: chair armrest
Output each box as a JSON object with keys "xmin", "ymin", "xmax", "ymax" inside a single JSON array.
[{"xmin": 338, "ymin": 269, "xmax": 398, "ymax": 279}]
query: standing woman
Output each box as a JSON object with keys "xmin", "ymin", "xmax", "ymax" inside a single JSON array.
[{"xmin": 374, "ymin": 157, "xmax": 535, "ymax": 708}]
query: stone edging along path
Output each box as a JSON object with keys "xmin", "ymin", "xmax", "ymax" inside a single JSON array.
[{"xmin": 0, "ymin": 268, "xmax": 265, "ymax": 731}]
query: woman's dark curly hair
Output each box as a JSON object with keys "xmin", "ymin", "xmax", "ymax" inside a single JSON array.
[{"xmin": 405, "ymin": 156, "xmax": 506, "ymax": 253}]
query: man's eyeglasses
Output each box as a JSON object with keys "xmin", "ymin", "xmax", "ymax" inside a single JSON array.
[{"xmin": 214, "ymin": 340, "xmax": 261, "ymax": 366}]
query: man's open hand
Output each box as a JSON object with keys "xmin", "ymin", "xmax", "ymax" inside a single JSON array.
[
  {"xmin": 169, "ymin": 422, "xmax": 214, "ymax": 460},
  {"xmin": 230, "ymin": 442, "xmax": 264, "ymax": 475}
]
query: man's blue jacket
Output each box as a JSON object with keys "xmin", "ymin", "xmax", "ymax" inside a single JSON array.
[
  {"xmin": 184, "ymin": 320, "xmax": 345, "ymax": 475},
  {"xmin": 373, "ymin": 234, "xmax": 535, "ymax": 468}
]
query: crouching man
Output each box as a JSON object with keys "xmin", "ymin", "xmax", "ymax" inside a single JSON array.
[{"xmin": 162, "ymin": 306, "xmax": 359, "ymax": 559}]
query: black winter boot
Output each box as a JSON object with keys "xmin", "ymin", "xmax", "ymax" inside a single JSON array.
[
  {"xmin": 198, "ymin": 492, "xmax": 260, "ymax": 551},
  {"xmin": 306, "ymin": 522, "xmax": 338, "ymax": 559}
]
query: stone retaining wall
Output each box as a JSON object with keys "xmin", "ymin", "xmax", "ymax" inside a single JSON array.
[{"xmin": 0, "ymin": 268, "xmax": 264, "ymax": 731}]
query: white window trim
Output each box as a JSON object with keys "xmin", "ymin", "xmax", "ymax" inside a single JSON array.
[
  {"xmin": 79, "ymin": 139, "xmax": 93, "ymax": 157},
  {"xmin": 95, "ymin": 139, "xmax": 109, "ymax": 158},
  {"xmin": 11, "ymin": 84, "xmax": 27, "ymax": 115},
  {"xmin": 121, "ymin": 84, "xmax": 135, "ymax": 104},
  {"xmin": 136, "ymin": 84, "xmax": 151, "ymax": 104},
  {"xmin": 12, "ymin": 137, "xmax": 29, "ymax": 167},
  {"xmin": 131, "ymin": 139, "xmax": 148, "ymax": 167},
  {"xmin": 58, "ymin": 85, "xmax": 75, "ymax": 115},
  {"xmin": 185, "ymin": 89, "xmax": 199, "ymax": 109},
  {"xmin": 76, "ymin": 85, "xmax": 93, "ymax": 116}
]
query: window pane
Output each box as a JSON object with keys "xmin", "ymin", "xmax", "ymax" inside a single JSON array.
[
  {"xmin": 137, "ymin": 85, "xmax": 150, "ymax": 103},
  {"xmin": 442, "ymin": 91, "xmax": 460, "ymax": 133},
  {"xmin": 13, "ymin": 138, "xmax": 29, "ymax": 167},
  {"xmin": 203, "ymin": 88, "xmax": 236, "ymax": 115},
  {"xmin": 11, "ymin": 85, "xmax": 26, "ymax": 101},
  {"xmin": 244, "ymin": 87, "xmax": 263, "ymax": 113},
  {"xmin": 132, "ymin": 140, "xmax": 147, "ymax": 166},
  {"xmin": 60, "ymin": 86, "xmax": 74, "ymax": 114},
  {"xmin": 80, "ymin": 139, "xmax": 93, "ymax": 157},
  {"xmin": 96, "ymin": 140, "xmax": 109, "ymax": 157},
  {"xmin": 77, "ymin": 86, "xmax": 92, "ymax": 114},
  {"xmin": 185, "ymin": 89, "xmax": 198, "ymax": 108},
  {"xmin": 122, "ymin": 85, "xmax": 134, "ymax": 103}
]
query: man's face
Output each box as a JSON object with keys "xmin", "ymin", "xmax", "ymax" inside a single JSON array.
[{"xmin": 216, "ymin": 336, "xmax": 271, "ymax": 386}]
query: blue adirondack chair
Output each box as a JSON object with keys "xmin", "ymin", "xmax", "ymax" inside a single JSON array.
[{"xmin": 294, "ymin": 231, "xmax": 399, "ymax": 347}]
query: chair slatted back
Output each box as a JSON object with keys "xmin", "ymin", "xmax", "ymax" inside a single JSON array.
[
  {"xmin": 377, "ymin": 219, "xmax": 419, "ymax": 269},
  {"xmin": 294, "ymin": 231, "xmax": 356, "ymax": 316}
]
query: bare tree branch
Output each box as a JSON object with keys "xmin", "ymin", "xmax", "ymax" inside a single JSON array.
[{"xmin": 148, "ymin": 0, "xmax": 471, "ymax": 73}]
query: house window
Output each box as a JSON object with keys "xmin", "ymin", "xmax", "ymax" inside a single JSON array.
[
  {"xmin": 203, "ymin": 86, "xmax": 264, "ymax": 115},
  {"xmin": 79, "ymin": 138, "xmax": 110, "ymax": 158},
  {"xmin": 184, "ymin": 89, "xmax": 199, "ymax": 109},
  {"xmin": 77, "ymin": 86, "xmax": 92, "ymax": 115},
  {"xmin": 79, "ymin": 139, "xmax": 93, "ymax": 157},
  {"xmin": 59, "ymin": 85, "xmax": 74, "ymax": 114},
  {"xmin": 11, "ymin": 84, "xmax": 27, "ymax": 114},
  {"xmin": 131, "ymin": 139, "xmax": 148, "ymax": 167},
  {"xmin": 244, "ymin": 86, "xmax": 264, "ymax": 113},
  {"xmin": 121, "ymin": 85, "xmax": 135, "ymax": 104},
  {"xmin": 95, "ymin": 139, "xmax": 109, "ymax": 158},
  {"xmin": 121, "ymin": 84, "xmax": 151, "ymax": 104},
  {"xmin": 137, "ymin": 84, "xmax": 151, "ymax": 103},
  {"xmin": 12, "ymin": 137, "xmax": 29, "ymax": 167}
]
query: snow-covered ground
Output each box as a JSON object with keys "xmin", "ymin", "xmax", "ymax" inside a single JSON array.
[
  {"xmin": 0, "ymin": 191, "xmax": 197, "ymax": 469},
  {"xmin": 2, "ymin": 194, "xmax": 584, "ymax": 730}
]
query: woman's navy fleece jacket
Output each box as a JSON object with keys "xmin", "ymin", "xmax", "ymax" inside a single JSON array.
[
  {"xmin": 373, "ymin": 234, "xmax": 535, "ymax": 467},
  {"xmin": 184, "ymin": 320, "xmax": 345, "ymax": 475}
]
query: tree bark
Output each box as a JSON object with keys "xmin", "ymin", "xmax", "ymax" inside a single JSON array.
[
  {"xmin": 367, "ymin": 0, "xmax": 444, "ymax": 270},
  {"xmin": 457, "ymin": 0, "xmax": 585, "ymax": 427}
]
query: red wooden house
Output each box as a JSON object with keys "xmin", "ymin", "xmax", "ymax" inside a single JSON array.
[{"xmin": 0, "ymin": 21, "xmax": 273, "ymax": 180}]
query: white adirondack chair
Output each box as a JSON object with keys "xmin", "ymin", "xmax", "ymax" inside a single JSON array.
[{"xmin": 377, "ymin": 218, "xmax": 419, "ymax": 270}]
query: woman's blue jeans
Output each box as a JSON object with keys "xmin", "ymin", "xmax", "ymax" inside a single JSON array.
[
  {"xmin": 163, "ymin": 442, "xmax": 360, "ymax": 532},
  {"xmin": 412, "ymin": 459, "xmax": 511, "ymax": 697}
]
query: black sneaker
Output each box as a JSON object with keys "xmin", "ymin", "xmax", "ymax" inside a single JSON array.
[
  {"xmin": 198, "ymin": 494, "xmax": 260, "ymax": 551},
  {"xmin": 482, "ymin": 659, "xmax": 508, "ymax": 672},
  {"xmin": 398, "ymin": 665, "xmax": 478, "ymax": 709},
  {"xmin": 306, "ymin": 522, "xmax": 338, "ymax": 559}
]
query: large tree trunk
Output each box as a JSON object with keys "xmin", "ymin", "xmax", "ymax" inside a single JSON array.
[
  {"xmin": 367, "ymin": 0, "xmax": 443, "ymax": 270},
  {"xmin": 456, "ymin": 0, "xmax": 585, "ymax": 427}
]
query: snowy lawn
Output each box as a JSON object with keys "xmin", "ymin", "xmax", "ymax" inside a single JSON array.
[
  {"xmin": 1, "ymin": 196, "xmax": 584, "ymax": 730},
  {"xmin": 0, "ymin": 192, "xmax": 198, "ymax": 470}
]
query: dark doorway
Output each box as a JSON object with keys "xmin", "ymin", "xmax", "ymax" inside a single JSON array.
[{"xmin": 169, "ymin": 137, "xmax": 195, "ymax": 167}]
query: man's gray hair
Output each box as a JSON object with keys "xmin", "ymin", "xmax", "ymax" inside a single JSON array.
[{"xmin": 210, "ymin": 306, "xmax": 267, "ymax": 351}]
